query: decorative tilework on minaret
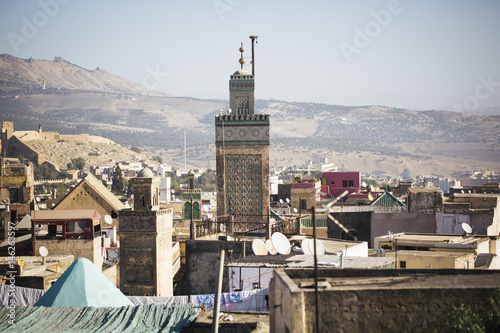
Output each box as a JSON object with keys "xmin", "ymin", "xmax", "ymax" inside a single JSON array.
[{"xmin": 216, "ymin": 42, "xmax": 270, "ymax": 230}]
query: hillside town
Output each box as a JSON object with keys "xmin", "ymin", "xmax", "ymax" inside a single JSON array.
[{"xmin": 1, "ymin": 38, "xmax": 500, "ymax": 333}]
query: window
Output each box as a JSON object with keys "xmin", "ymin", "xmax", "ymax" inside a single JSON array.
[
  {"xmin": 400, "ymin": 261, "xmax": 406, "ymax": 268},
  {"xmin": 300, "ymin": 199, "xmax": 307, "ymax": 210},
  {"xmin": 348, "ymin": 180, "xmax": 354, "ymax": 187},
  {"xmin": 342, "ymin": 180, "xmax": 348, "ymax": 187}
]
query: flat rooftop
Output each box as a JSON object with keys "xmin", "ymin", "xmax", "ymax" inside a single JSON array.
[
  {"xmin": 226, "ymin": 254, "xmax": 394, "ymax": 269},
  {"xmin": 280, "ymin": 269, "xmax": 500, "ymax": 292}
]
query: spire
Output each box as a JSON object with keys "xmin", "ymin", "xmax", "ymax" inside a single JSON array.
[{"xmin": 239, "ymin": 42, "xmax": 245, "ymax": 70}]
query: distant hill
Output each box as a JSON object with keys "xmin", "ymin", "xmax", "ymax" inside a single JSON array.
[
  {"xmin": 0, "ymin": 54, "xmax": 166, "ymax": 96},
  {"xmin": 0, "ymin": 54, "xmax": 498, "ymax": 177}
]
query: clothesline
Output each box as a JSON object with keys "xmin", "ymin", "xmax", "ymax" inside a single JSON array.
[{"xmin": 0, "ymin": 284, "xmax": 269, "ymax": 312}]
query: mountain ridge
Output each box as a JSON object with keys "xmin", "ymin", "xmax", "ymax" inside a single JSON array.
[{"xmin": 0, "ymin": 54, "xmax": 498, "ymax": 177}]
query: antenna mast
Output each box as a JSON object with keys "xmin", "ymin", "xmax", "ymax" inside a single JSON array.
[{"xmin": 249, "ymin": 35, "xmax": 258, "ymax": 75}]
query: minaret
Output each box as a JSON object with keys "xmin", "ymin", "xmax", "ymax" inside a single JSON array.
[
  {"xmin": 229, "ymin": 43, "xmax": 255, "ymax": 115},
  {"xmin": 215, "ymin": 42, "xmax": 270, "ymax": 233},
  {"xmin": 119, "ymin": 167, "xmax": 174, "ymax": 296}
]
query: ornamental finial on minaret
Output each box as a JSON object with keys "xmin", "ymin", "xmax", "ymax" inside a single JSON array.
[{"xmin": 239, "ymin": 42, "xmax": 245, "ymax": 70}]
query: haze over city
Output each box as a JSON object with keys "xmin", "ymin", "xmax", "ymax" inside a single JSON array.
[{"xmin": 1, "ymin": 0, "xmax": 499, "ymax": 113}]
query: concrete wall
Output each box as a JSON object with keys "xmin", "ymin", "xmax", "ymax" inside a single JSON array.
[
  {"xmin": 185, "ymin": 240, "xmax": 253, "ymax": 295},
  {"xmin": 371, "ymin": 211, "xmax": 436, "ymax": 245},
  {"xmin": 407, "ymin": 188, "xmax": 443, "ymax": 213},
  {"xmin": 102, "ymin": 263, "xmax": 118, "ymax": 287},
  {"xmin": 270, "ymin": 268, "xmax": 500, "ymax": 333},
  {"xmin": 328, "ymin": 212, "xmax": 371, "ymax": 245},
  {"xmin": 35, "ymin": 237, "xmax": 102, "ymax": 270},
  {"xmin": 291, "ymin": 186, "xmax": 316, "ymax": 215},
  {"xmin": 386, "ymin": 251, "xmax": 475, "ymax": 269}
]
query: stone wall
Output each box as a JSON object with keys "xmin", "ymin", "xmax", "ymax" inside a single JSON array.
[
  {"xmin": 35, "ymin": 237, "xmax": 102, "ymax": 270},
  {"xmin": 185, "ymin": 240, "xmax": 253, "ymax": 295},
  {"xmin": 270, "ymin": 268, "xmax": 500, "ymax": 333}
]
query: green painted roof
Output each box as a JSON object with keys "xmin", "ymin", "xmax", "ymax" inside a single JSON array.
[
  {"xmin": 270, "ymin": 209, "xmax": 284, "ymax": 221},
  {"xmin": 369, "ymin": 191, "xmax": 405, "ymax": 207},
  {"xmin": 34, "ymin": 257, "xmax": 133, "ymax": 307}
]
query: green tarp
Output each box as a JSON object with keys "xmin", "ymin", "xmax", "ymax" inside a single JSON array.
[{"xmin": 0, "ymin": 303, "xmax": 202, "ymax": 332}]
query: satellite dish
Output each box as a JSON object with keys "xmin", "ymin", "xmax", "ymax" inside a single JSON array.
[
  {"xmin": 377, "ymin": 248, "xmax": 386, "ymax": 257},
  {"xmin": 104, "ymin": 215, "xmax": 113, "ymax": 225},
  {"xmin": 308, "ymin": 239, "xmax": 325, "ymax": 256},
  {"xmin": 461, "ymin": 223, "xmax": 472, "ymax": 234},
  {"xmin": 36, "ymin": 197, "xmax": 41, "ymax": 202},
  {"xmin": 266, "ymin": 239, "xmax": 277, "ymax": 255},
  {"xmin": 293, "ymin": 208, "xmax": 298, "ymax": 213},
  {"xmin": 461, "ymin": 190, "xmax": 464, "ymax": 193},
  {"xmin": 51, "ymin": 203, "xmax": 55, "ymax": 207},
  {"xmin": 368, "ymin": 193, "xmax": 374, "ymax": 201},
  {"xmin": 279, "ymin": 199, "xmax": 283, "ymax": 204},
  {"xmin": 362, "ymin": 181, "xmax": 367, "ymax": 187},
  {"xmin": 147, "ymin": 205, "xmax": 152, "ymax": 211},
  {"xmin": 252, "ymin": 239, "xmax": 268, "ymax": 256},
  {"xmin": 271, "ymin": 232, "xmax": 291, "ymax": 255},
  {"xmin": 301, "ymin": 238, "xmax": 312, "ymax": 255},
  {"xmin": 285, "ymin": 198, "xmax": 290, "ymax": 203},
  {"xmin": 39, "ymin": 246, "xmax": 49, "ymax": 257},
  {"xmin": 370, "ymin": 185, "xmax": 375, "ymax": 192}
]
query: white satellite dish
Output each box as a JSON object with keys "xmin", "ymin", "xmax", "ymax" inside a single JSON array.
[
  {"xmin": 104, "ymin": 215, "xmax": 113, "ymax": 225},
  {"xmin": 362, "ymin": 181, "xmax": 367, "ymax": 187},
  {"xmin": 285, "ymin": 198, "xmax": 290, "ymax": 203},
  {"xmin": 461, "ymin": 223, "xmax": 472, "ymax": 234},
  {"xmin": 252, "ymin": 239, "xmax": 268, "ymax": 256},
  {"xmin": 279, "ymin": 199, "xmax": 283, "ymax": 204},
  {"xmin": 293, "ymin": 208, "xmax": 298, "ymax": 213},
  {"xmin": 36, "ymin": 197, "xmax": 41, "ymax": 202},
  {"xmin": 271, "ymin": 232, "xmax": 291, "ymax": 255},
  {"xmin": 308, "ymin": 239, "xmax": 325, "ymax": 256},
  {"xmin": 39, "ymin": 246, "xmax": 49, "ymax": 257},
  {"xmin": 266, "ymin": 239, "xmax": 278, "ymax": 255},
  {"xmin": 301, "ymin": 238, "xmax": 312, "ymax": 255}
]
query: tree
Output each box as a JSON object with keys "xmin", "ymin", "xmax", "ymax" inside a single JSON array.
[
  {"xmin": 401, "ymin": 168, "xmax": 411, "ymax": 180},
  {"xmin": 111, "ymin": 166, "xmax": 124, "ymax": 195},
  {"xmin": 197, "ymin": 169, "xmax": 216, "ymax": 192},
  {"xmin": 67, "ymin": 157, "xmax": 86, "ymax": 171},
  {"xmin": 152, "ymin": 156, "xmax": 163, "ymax": 164}
]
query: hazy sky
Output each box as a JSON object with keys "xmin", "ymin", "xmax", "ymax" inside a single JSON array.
[{"xmin": 1, "ymin": 0, "xmax": 500, "ymax": 112}]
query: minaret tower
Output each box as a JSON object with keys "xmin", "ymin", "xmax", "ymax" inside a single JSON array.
[
  {"xmin": 215, "ymin": 39, "xmax": 270, "ymax": 232},
  {"xmin": 229, "ymin": 43, "xmax": 255, "ymax": 115}
]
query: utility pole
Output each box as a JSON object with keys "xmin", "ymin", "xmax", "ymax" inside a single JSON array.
[{"xmin": 249, "ymin": 36, "xmax": 258, "ymax": 76}]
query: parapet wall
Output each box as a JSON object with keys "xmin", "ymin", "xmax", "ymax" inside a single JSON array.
[{"xmin": 270, "ymin": 268, "xmax": 500, "ymax": 333}]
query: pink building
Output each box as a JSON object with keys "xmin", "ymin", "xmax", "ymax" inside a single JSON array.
[{"xmin": 322, "ymin": 172, "xmax": 361, "ymax": 196}]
